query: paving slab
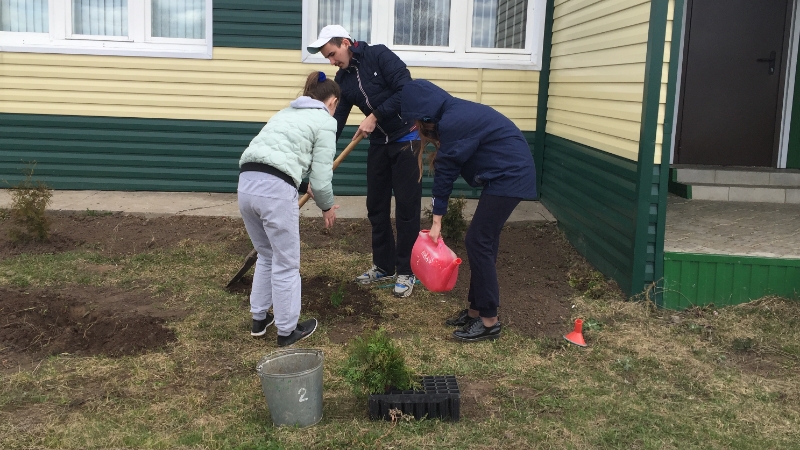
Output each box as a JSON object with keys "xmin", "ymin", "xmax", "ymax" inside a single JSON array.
[
  {"xmin": 0, "ymin": 189, "xmax": 555, "ymax": 223},
  {"xmin": 665, "ymin": 194, "xmax": 800, "ymax": 259}
]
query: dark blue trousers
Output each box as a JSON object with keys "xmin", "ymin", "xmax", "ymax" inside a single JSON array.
[
  {"xmin": 367, "ymin": 140, "xmax": 422, "ymax": 276},
  {"xmin": 466, "ymin": 193, "xmax": 521, "ymax": 318}
]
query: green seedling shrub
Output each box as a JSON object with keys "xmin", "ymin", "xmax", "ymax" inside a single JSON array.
[
  {"xmin": 423, "ymin": 196, "xmax": 468, "ymax": 242},
  {"xmin": 330, "ymin": 281, "xmax": 346, "ymax": 307},
  {"xmin": 7, "ymin": 169, "xmax": 53, "ymax": 242},
  {"xmin": 341, "ymin": 328, "xmax": 416, "ymax": 395}
]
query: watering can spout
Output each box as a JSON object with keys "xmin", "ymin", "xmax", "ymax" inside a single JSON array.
[
  {"xmin": 444, "ymin": 258, "xmax": 462, "ymax": 280},
  {"xmin": 442, "ymin": 258, "xmax": 461, "ymax": 290}
]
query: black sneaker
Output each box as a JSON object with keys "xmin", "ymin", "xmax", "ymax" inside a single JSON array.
[
  {"xmin": 452, "ymin": 319, "xmax": 502, "ymax": 342},
  {"xmin": 277, "ymin": 318, "xmax": 318, "ymax": 347},
  {"xmin": 445, "ymin": 309, "xmax": 480, "ymax": 327},
  {"xmin": 251, "ymin": 314, "xmax": 275, "ymax": 337}
]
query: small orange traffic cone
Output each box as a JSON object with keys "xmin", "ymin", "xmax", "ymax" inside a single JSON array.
[{"xmin": 564, "ymin": 319, "xmax": 587, "ymax": 347}]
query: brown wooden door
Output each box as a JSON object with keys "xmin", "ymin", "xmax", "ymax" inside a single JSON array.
[{"xmin": 676, "ymin": 0, "xmax": 790, "ymax": 166}]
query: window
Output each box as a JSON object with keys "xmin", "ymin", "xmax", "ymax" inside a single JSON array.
[
  {"xmin": 303, "ymin": 0, "xmax": 546, "ymax": 70},
  {"xmin": 0, "ymin": 0, "xmax": 212, "ymax": 58}
]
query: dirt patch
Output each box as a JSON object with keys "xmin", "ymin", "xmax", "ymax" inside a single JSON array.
[
  {"xmin": 0, "ymin": 286, "xmax": 184, "ymax": 371},
  {"xmin": 326, "ymin": 316, "xmax": 374, "ymax": 344},
  {"xmin": 2, "ymin": 211, "xmax": 602, "ymax": 357},
  {"xmin": 229, "ymin": 274, "xmax": 382, "ymax": 344},
  {"xmin": 301, "ymin": 275, "xmax": 382, "ymax": 323},
  {"xmin": 441, "ymin": 221, "xmax": 583, "ymax": 339},
  {"xmin": 299, "ymin": 217, "xmax": 373, "ymax": 255},
  {"xmin": 0, "ymin": 212, "xmax": 249, "ymax": 258},
  {"xmin": 459, "ymin": 380, "xmax": 496, "ymax": 420}
]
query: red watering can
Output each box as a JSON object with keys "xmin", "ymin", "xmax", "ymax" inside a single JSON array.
[{"xmin": 411, "ymin": 230, "xmax": 462, "ymax": 292}]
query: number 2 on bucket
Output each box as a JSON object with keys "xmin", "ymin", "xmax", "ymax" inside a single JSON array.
[{"xmin": 298, "ymin": 387, "xmax": 308, "ymax": 402}]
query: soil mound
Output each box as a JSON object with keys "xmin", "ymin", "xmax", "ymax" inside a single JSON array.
[{"xmin": 1, "ymin": 286, "xmax": 182, "ymax": 370}]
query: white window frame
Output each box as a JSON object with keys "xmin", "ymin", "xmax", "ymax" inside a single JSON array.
[
  {"xmin": 0, "ymin": 0, "xmax": 213, "ymax": 59},
  {"xmin": 302, "ymin": 0, "xmax": 547, "ymax": 70},
  {"xmin": 465, "ymin": 0, "xmax": 534, "ymax": 55},
  {"xmin": 386, "ymin": 0, "xmax": 456, "ymax": 54}
]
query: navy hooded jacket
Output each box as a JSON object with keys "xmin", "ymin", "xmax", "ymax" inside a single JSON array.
[
  {"xmin": 401, "ymin": 80, "xmax": 537, "ymax": 216},
  {"xmin": 333, "ymin": 41, "xmax": 416, "ymax": 144}
]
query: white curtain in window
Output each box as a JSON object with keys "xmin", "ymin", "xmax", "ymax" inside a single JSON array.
[
  {"xmin": 0, "ymin": 0, "xmax": 48, "ymax": 32},
  {"xmin": 394, "ymin": 0, "xmax": 450, "ymax": 47},
  {"xmin": 73, "ymin": 0, "xmax": 128, "ymax": 36},
  {"xmin": 152, "ymin": 0, "xmax": 205, "ymax": 38},
  {"xmin": 472, "ymin": 0, "xmax": 527, "ymax": 49},
  {"xmin": 318, "ymin": 0, "xmax": 371, "ymax": 43}
]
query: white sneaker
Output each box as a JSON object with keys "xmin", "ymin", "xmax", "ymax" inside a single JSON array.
[
  {"xmin": 393, "ymin": 275, "xmax": 416, "ymax": 298},
  {"xmin": 355, "ymin": 264, "xmax": 394, "ymax": 285}
]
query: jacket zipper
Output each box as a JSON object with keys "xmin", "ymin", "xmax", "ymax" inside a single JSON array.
[{"xmin": 355, "ymin": 66, "xmax": 388, "ymax": 143}]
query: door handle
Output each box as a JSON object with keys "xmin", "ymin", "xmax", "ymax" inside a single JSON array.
[{"xmin": 757, "ymin": 51, "xmax": 777, "ymax": 75}]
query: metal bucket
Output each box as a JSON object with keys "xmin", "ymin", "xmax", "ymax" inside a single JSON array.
[{"xmin": 256, "ymin": 349, "xmax": 324, "ymax": 427}]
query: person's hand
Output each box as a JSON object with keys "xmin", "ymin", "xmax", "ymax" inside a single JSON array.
[
  {"xmin": 322, "ymin": 205, "xmax": 339, "ymax": 229},
  {"xmin": 307, "ymin": 185, "xmax": 314, "ymax": 199},
  {"xmin": 353, "ymin": 114, "xmax": 377, "ymax": 140},
  {"xmin": 429, "ymin": 215, "xmax": 443, "ymax": 243}
]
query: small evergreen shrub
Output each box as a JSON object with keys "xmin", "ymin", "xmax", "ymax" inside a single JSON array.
[
  {"xmin": 7, "ymin": 169, "xmax": 53, "ymax": 242},
  {"xmin": 423, "ymin": 196, "xmax": 468, "ymax": 241},
  {"xmin": 341, "ymin": 328, "xmax": 416, "ymax": 395}
]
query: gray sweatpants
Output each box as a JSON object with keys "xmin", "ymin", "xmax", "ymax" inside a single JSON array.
[{"xmin": 238, "ymin": 171, "xmax": 301, "ymax": 337}]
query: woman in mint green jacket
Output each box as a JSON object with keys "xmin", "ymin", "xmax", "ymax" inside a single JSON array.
[{"xmin": 238, "ymin": 71, "xmax": 340, "ymax": 347}]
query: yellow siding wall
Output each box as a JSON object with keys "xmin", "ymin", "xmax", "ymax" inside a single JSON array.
[
  {"xmin": 547, "ymin": 0, "xmax": 652, "ymax": 161},
  {"xmin": 0, "ymin": 48, "xmax": 538, "ymax": 130}
]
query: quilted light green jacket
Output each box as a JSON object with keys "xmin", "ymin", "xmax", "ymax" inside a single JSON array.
[{"xmin": 239, "ymin": 96, "xmax": 337, "ymax": 210}]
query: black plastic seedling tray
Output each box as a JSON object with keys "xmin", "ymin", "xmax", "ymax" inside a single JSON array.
[{"xmin": 368, "ymin": 375, "xmax": 460, "ymax": 421}]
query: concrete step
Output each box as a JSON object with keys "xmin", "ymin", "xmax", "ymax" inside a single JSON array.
[
  {"xmin": 689, "ymin": 183, "xmax": 800, "ymax": 203},
  {"xmin": 675, "ymin": 167, "xmax": 800, "ymax": 186}
]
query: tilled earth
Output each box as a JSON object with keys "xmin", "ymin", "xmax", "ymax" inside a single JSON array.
[{"xmin": 1, "ymin": 211, "xmax": 600, "ymax": 371}]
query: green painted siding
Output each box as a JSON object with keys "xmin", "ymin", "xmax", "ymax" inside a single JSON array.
[
  {"xmin": 540, "ymin": 134, "xmax": 639, "ymax": 294},
  {"xmin": 1, "ymin": 113, "xmax": 525, "ymax": 197},
  {"xmin": 663, "ymin": 252, "xmax": 800, "ymax": 309},
  {"xmin": 213, "ymin": 0, "xmax": 302, "ymax": 50},
  {"xmin": 0, "ymin": 114, "xmax": 257, "ymax": 192}
]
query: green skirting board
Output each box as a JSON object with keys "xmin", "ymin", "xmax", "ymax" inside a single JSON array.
[{"xmin": 662, "ymin": 252, "xmax": 800, "ymax": 309}]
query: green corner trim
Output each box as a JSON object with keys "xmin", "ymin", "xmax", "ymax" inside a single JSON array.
[
  {"xmin": 663, "ymin": 252, "xmax": 800, "ymax": 309},
  {"xmin": 631, "ymin": 0, "xmax": 671, "ymax": 296},
  {"xmin": 533, "ymin": 0, "xmax": 556, "ymax": 196},
  {"xmin": 654, "ymin": 0, "xmax": 688, "ymax": 305}
]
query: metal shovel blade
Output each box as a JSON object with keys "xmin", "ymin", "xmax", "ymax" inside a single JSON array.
[{"xmin": 226, "ymin": 249, "xmax": 258, "ymax": 288}]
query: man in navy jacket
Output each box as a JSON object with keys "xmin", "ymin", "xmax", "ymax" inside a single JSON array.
[{"xmin": 307, "ymin": 25, "xmax": 421, "ymax": 298}]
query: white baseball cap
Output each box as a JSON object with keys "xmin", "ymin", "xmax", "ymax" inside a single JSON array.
[{"xmin": 307, "ymin": 24, "xmax": 353, "ymax": 54}]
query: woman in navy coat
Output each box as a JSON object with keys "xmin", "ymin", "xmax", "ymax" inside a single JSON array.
[{"xmin": 402, "ymin": 79, "xmax": 537, "ymax": 342}]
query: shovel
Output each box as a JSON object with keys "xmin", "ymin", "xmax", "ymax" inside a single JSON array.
[{"xmin": 226, "ymin": 134, "xmax": 365, "ymax": 288}]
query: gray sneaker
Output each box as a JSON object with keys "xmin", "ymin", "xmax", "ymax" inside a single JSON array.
[
  {"xmin": 393, "ymin": 274, "xmax": 416, "ymax": 298},
  {"xmin": 355, "ymin": 264, "xmax": 394, "ymax": 285}
]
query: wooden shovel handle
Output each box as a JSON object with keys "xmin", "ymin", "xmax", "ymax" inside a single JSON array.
[
  {"xmin": 298, "ymin": 133, "xmax": 364, "ymax": 207},
  {"xmin": 227, "ymin": 134, "xmax": 365, "ymax": 287}
]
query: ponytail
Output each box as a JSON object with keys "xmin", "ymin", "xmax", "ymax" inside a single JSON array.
[
  {"xmin": 415, "ymin": 120, "xmax": 440, "ymax": 181},
  {"xmin": 303, "ymin": 71, "xmax": 341, "ymax": 103}
]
